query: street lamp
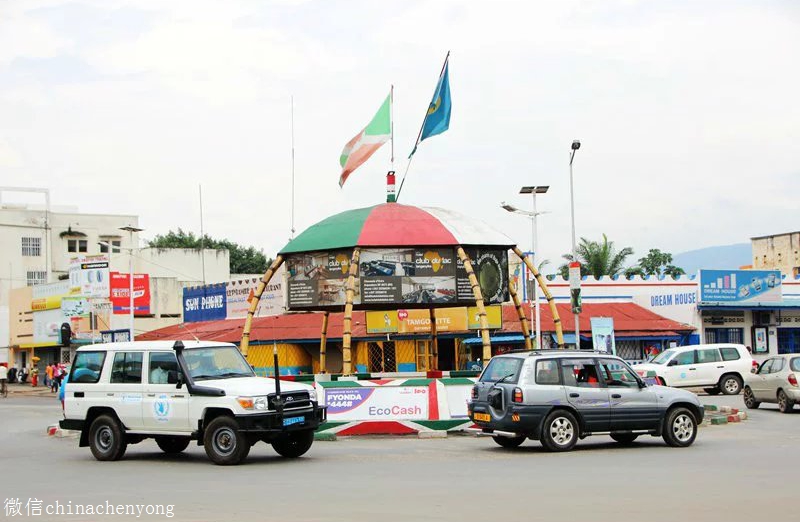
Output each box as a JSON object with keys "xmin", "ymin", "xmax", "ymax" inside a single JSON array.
[
  {"xmin": 120, "ymin": 225, "xmax": 143, "ymax": 341},
  {"xmin": 569, "ymin": 140, "xmax": 581, "ymax": 348},
  {"xmin": 502, "ymin": 185, "xmax": 549, "ymax": 350}
]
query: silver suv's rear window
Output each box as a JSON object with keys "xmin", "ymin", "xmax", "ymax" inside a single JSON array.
[{"xmin": 479, "ymin": 357, "xmax": 523, "ymax": 383}]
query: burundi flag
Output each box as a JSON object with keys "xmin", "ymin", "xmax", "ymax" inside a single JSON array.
[
  {"xmin": 339, "ymin": 93, "xmax": 392, "ymax": 188},
  {"xmin": 410, "ymin": 55, "xmax": 451, "ymax": 158}
]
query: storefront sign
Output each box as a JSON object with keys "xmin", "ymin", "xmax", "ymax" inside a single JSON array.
[
  {"xmin": 226, "ymin": 267, "xmax": 286, "ymax": 319},
  {"xmin": 467, "ymin": 305, "xmax": 503, "ymax": 330},
  {"xmin": 286, "ymin": 248, "xmax": 508, "ymax": 311},
  {"xmin": 753, "ymin": 327, "xmax": 768, "ymax": 354},
  {"xmin": 366, "ymin": 308, "xmax": 475, "ymax": 334},
  {"xmin": 33, "ymin": 308, "xmax": 63, "ymax": 345},
  {"xmin": 61, "ymin": 296, "xmax": 95, "ymax": 340},
  {"xmin": 700, "ymin": 269, "xmax": 781, "ymax": 303},
  {"xmin": 183, "ymin": 284, "xmax": 227, "ymax": 323},
  {"xmin": 69, "ymin": 255, "xmax": 110, "ymax": 298},
  {"xmin": 31, "ymin": 281, "xmax": 71, "ymax": 311},
  {"xmin": 110, "ymin": 272, "xmax": 151, "ymax": 315},
  {"xmin": 590, "ymin": 317, "xmax": 616, "ymax": 354},
  {"xmin": 324, "ymin": 386, "xmax": 429, "ymax": 421}
]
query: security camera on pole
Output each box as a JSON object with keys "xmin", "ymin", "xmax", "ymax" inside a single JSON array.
[{"xmin": 568, "ymin": 140, "xmax": 581, "ymax": 348}]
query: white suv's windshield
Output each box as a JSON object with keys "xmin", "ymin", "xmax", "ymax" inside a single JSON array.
[
  {"xmin": 650, "ymin": 349, "xmax": 676, "ymax": 365},
  {"xmin": 183, "ymin": 346, "xmax": 255, "ymax": 381}
]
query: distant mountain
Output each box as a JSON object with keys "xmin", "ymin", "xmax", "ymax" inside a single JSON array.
[{"xmin": 672, "ymin": 243, "xmax": 752, "ymax": 274}]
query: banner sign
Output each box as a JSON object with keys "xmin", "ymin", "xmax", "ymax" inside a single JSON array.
[
  {"xmin": 61, "ymin": 296, "xmax": 95, "ymax": 340},
  {"xmin": 110, "ymin": 272, "xmax": 151, "ymax": 315},
  {"xmin": 31, "ymin": 281, "xmax": 71, "ymax": 311},
  {"xmin": 365, "ymin": 306, "xmax": 502, "ymax": 334},
  {"xmin": 69, "ymin": 254, "xmax": 110, "ymax": 298},
  {"xmin": 699, "ymin": 269, "xmax": 781, "ymax": 303},
  {"xmin": 286, "ymin": 248, "xmax": 508, "ymax": 310},
  {"xmin": 101, "ymin": 329, "xmax": 131, "ymax": 344},
  {"xmin": 226, "ymin": 266, "xmax": 286, "ymax": 319},
  {"xmin": 467, "ymin": 305, "xmax": 503, "ymax": 330},
  {"xmin": 183, "ymin": 284, "xmax": 227, "ymax": 323},
  {"xmin": 324, "ymin": 386, "xmax": 429, "ymax": 421},
  {"xmin": 590, "ymin": 317, "xmax": 616, "ymax": 354},
  {"xmin": 33, "ymin": 308, "xmax": 63, "ymax": 345}
]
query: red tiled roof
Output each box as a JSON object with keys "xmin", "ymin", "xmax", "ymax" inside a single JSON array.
[{"xmin": 137, "ymin": 303, "xmax": 692, "ymax": 343}]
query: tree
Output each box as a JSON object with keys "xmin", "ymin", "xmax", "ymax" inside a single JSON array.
[
  {"xmin": 624, "ymin": 248, "xmax": 685, "ymax": 278},
  {"xmin": 148, "ymin": 229, "xmax": 271, "ymax": 274},
  {"xmin": 559, "ymin": 234, "xmax": 634, "ymax": 278}
]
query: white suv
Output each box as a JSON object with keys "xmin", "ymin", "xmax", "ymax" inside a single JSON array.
[
  {"xmin": 60, "ymin": 340, "xmax": 326, "ymax": 465},
  {"xmin": 635, "ymin": 344, "xmax": 755, "ymax": 395}
]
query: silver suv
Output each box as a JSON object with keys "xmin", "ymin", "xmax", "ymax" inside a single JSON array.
[{"xmin": 468, "ymin": 350, "xmax": 704, "ymax": 451}]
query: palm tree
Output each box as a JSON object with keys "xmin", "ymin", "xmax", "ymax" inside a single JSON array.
[{"xmin": 559, "ymin": 234, "xmax": 634, "ymax": 278}]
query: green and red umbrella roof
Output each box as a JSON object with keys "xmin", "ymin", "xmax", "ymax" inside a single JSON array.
[{"xmin": 280, "ymin": 203, "xmax": 514, "ymax": 254}]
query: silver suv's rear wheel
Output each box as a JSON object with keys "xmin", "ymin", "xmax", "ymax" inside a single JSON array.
[{"xmin": 540, "ymin": 410, "xmax": 578, "ymax": 452}]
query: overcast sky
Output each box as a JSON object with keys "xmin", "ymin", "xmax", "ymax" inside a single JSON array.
[{"xmin": 2, "ymin": 0, "xmax": 798, "ymax": 273}]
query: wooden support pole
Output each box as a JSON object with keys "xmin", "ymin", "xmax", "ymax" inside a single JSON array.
[
  {"xmin": 512, "ymin": 247, "xmax": 564, "ymax": 349},
  {"xmin": 342, "ymin": 248, "xmax": 361, "ymax": 375},
  {"xmin": 456, "ymin": 247, "xmax": 492, "ymax": 363},
  {"xmin": 319, "ymin": 311, "xmax": 330, "ymax": 374},
  {"xmin": 241, "ymin": 255, "xmax": 284, "ymax": 358},
  {"xmin": 509, "ymin": 280, "xmax": 532, "ymax": 350},
  {"xmin": 429, "ymin": 308, "xmax": 439, "ymax": 371}
]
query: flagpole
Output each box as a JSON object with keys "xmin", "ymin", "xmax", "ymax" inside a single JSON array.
[
  {"xmin": 396, "ymin": 51, "xmax": 450, "ymax": 202},
  {"xmin": 390, "ymin": 84, "xmax": 395, "ymax": 171},
  {"xmin": 290, "ymin": 95, "xmax": 296, "ymax": 240}
]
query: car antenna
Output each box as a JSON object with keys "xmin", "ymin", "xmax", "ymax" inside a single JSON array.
[{"xmin": 178, "ymin": 323, "xmax": 201, "ymax": 343}]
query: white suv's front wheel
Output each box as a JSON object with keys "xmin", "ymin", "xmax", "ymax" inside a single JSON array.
[{"xmin": 203, "ymin": 416, "xmax": 250, "ymax": 465}]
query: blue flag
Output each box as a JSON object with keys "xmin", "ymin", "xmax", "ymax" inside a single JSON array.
[{"xmin": 410, "ymin": 58, "xmax": 451, "ymax": 158}]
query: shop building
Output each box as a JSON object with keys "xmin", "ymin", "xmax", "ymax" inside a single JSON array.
[{"xmin": 751, "ymin": 231, "xmax": 800, "ymax": 277}]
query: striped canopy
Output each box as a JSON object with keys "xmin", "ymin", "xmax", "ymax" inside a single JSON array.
[{"xmin": 280, "ymin": 203, "xmax": 514, "ymax": 254}]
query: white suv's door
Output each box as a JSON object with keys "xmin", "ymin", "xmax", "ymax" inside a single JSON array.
[
  {"xmin": 695, "ymin": 348, "xmax": 723, "ymax": 387},
  {"xmin": 141, "ymin": 351, "xmax": 190, "ymax": 432},
  {"xmin": 664, "ymin": 350, "xmax": 699, "ymax": 387},
  {"xmin": 107, "ymin": 351, "xmax": 145, "ymax": 430},
  {"xmin": 65, "ymin": 350, "xmax": 109, "ymax": 422}
]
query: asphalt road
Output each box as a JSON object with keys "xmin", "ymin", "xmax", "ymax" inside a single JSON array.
[{"xmin": 1, "ymin": 393, "xmax": 799, "ymax": 522}]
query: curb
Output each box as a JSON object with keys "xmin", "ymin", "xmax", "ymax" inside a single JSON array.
[
  {"xmin": 737, "ymin": 411, "xmax": 747, "ymax": 421},
  {"xmin": 314, "ymin": 432, "xmax": 338, "ymax": 442},
  {"xmin": 418, "ymin": 431, "xmax": 447, "ymax": 439},
  {"xmin": 47, "ymin": 425, "xmax": 79, "ymax": 438},
  {"xmin": 710, "ymin": 416, "xmax": 728, "ymax": 425},
  {"xmin": 726, "ymin": 414, "xmax": 741, "ymax": 423}
]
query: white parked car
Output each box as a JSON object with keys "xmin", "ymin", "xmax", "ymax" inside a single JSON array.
[
  {"xmin": 635, "ymin": 344, "xmax": 755, "ymax": 395},
  {"xmin": 744, "ymin": 354, "xmax": 800, "ymax": 413},
  {"xmin": 60, "ymin": 340, "xmax": 326, "ymax": 465}
]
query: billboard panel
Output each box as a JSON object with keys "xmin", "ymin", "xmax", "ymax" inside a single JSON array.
[
  {"xmin": 69, "ymin": 255, "xmax": 110, "ymax": 298},
  {"xmin": 226, "ymin": 268, "xmax": 286, "ymax": 319},
  {"xmin": 699, "ymin": 269, "xmax": 781, "ymax": 304},
  {"xmin": 287, "ymin": 247, "xmax": 508, "ymax": 311},
  {"xmin": 110, "ymin": 272, "xmax": 151, "ymax": 315},
  {"xmin": 183, "ymin": 284, "xmax": 227, "ymax": 323}
]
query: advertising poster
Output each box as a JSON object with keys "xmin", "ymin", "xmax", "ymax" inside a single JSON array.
[
  {"xmin": 226, "ymin": 267, "xmax": 286, "ymax": 319},
  {"xmin": 61, "ymin": 296, "xmax": 94, "ymax": 340},
  {"xmin": 590, "ymin": 317, "xmax": 616, "ymax": 354},
  {"xmin": 324, "ymin": 386, "xmax": 429, "ymax": 421},
  {"xmin": 699, "ymin": 270, "xmax": 782, "ymax": 303},
  {"xmin": 69, "ymin": 254, "xmax": 111, "ymax": 298},
  {"xmin": 183, "ymin": 284, "xmax": 227, "ymax": 323},
  {"xmin": 286, "ymin": 250, "xmax": 356, "ymax": 309},
  {"xmin": 33, "ymin": 308, "xmax": 63, "ymax": 344},
  {"xmin": 456, "ymin": 248, "xmax": 509, "ymax": 305},
  {"xmin": 366, "ymin": 308, "xmax": 471, "ymax": 334},
  {"xmin": 110, "ymin": 272, "xmax": 151, "ymax": 315},
  {"xmin": 753, "ymin": 327, "xmax": 768, "ymax": 354},
  {"xmin": 466, "ymin": 305, "xmax": 503, "ymax": 330}
]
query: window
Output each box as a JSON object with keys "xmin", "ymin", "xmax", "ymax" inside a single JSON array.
[
  {"xmin": 771, "ymin": 358, "xmax": 785, "ymax": 373},
  {"xmin": 720, "ymin": 347, "xmax": 741, "ymax": 361},
  {"xmin": 367, "ymin": 341, "xmax": 396, "ymax": 373},
  {"xmin": 183, "ymin": 346, "xmax": 255, "ymax": 380},
  {"xmin": 149, "ymin": 352, "xmax": 180, "ymax": 384},
  {"xmin": 416, "ymin": 340, "xmax": 432, "ymax": 372},
  {"xmin": 535, "ymin": 359, "xmax": 560, "ymax": 385},
  {"xmin": 26, "ymin": 271, "xmax": 46, "ymax": 286},
  {"xmin": 696, "ymin": 349, "xmax": 721, "ymax": 364},
  {"xmin": 21, "ymin": 237, "xmax": 41, "ymax": 256},
  {"xmin": 560, "ymin": 359, "xmax": 602, "ymax": 388},
  {"xmin": 790, "ymin": 358, "xmax": 800, "ymax": 372},
  {"xmin": 599, "ymin": 359, "xmax": 640, "ymax": 387},
  {"xmin": 674, "ymin": 350, "xmax": 696, "ymax": 366},
  {"xmin": 110, "ymin": 352, "xmax": 143, "ymax": 384},
  {"xmin": 479, "ymin": 357, "xmax": 523, "ymax": 383},
  {"xmin": 67, "ymin": 239, "xmax": 88, "ymax": 253},
  {"xmin": 70, "ymin": 351, "xmax": 107, "ymax": 384},
  {"xmin": 757, "ymin": 359, "xmax": 773, "ymax": 375},
  {"xmin": 99, "ymin": 239, "xmax": 122, "ymax": 254}
]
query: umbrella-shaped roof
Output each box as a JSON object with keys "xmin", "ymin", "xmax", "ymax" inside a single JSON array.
[{"xmin": 280, "ymin": 203, "xmax": 514, "ymax": 254}]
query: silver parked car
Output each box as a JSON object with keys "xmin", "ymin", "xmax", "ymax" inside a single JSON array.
[
  {"xmin": 743, "ymin": 355, "xmax": 800, "ymax": 413},
  {"xmin": 468, "ymin": 350, "xmax": 704, "ymax": 452}
]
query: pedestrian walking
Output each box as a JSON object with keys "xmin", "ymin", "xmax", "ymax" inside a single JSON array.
[
  {"xmin": 0, "ymin": 363, "xmax": 8, "ymax": 398},
  {"xmin": 46, "ymin": 363, "xmax": 54, "ymax": 390}
]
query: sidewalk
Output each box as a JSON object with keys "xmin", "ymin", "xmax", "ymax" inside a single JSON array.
[{"xmin": 4, "ymin": 383, "xmax": 58, "ymax": 397}]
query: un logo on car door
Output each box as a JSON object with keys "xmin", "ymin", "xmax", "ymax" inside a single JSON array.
[{"xmin": 153, "ymin": 394, "xmax": 172, "ymax": 422}]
